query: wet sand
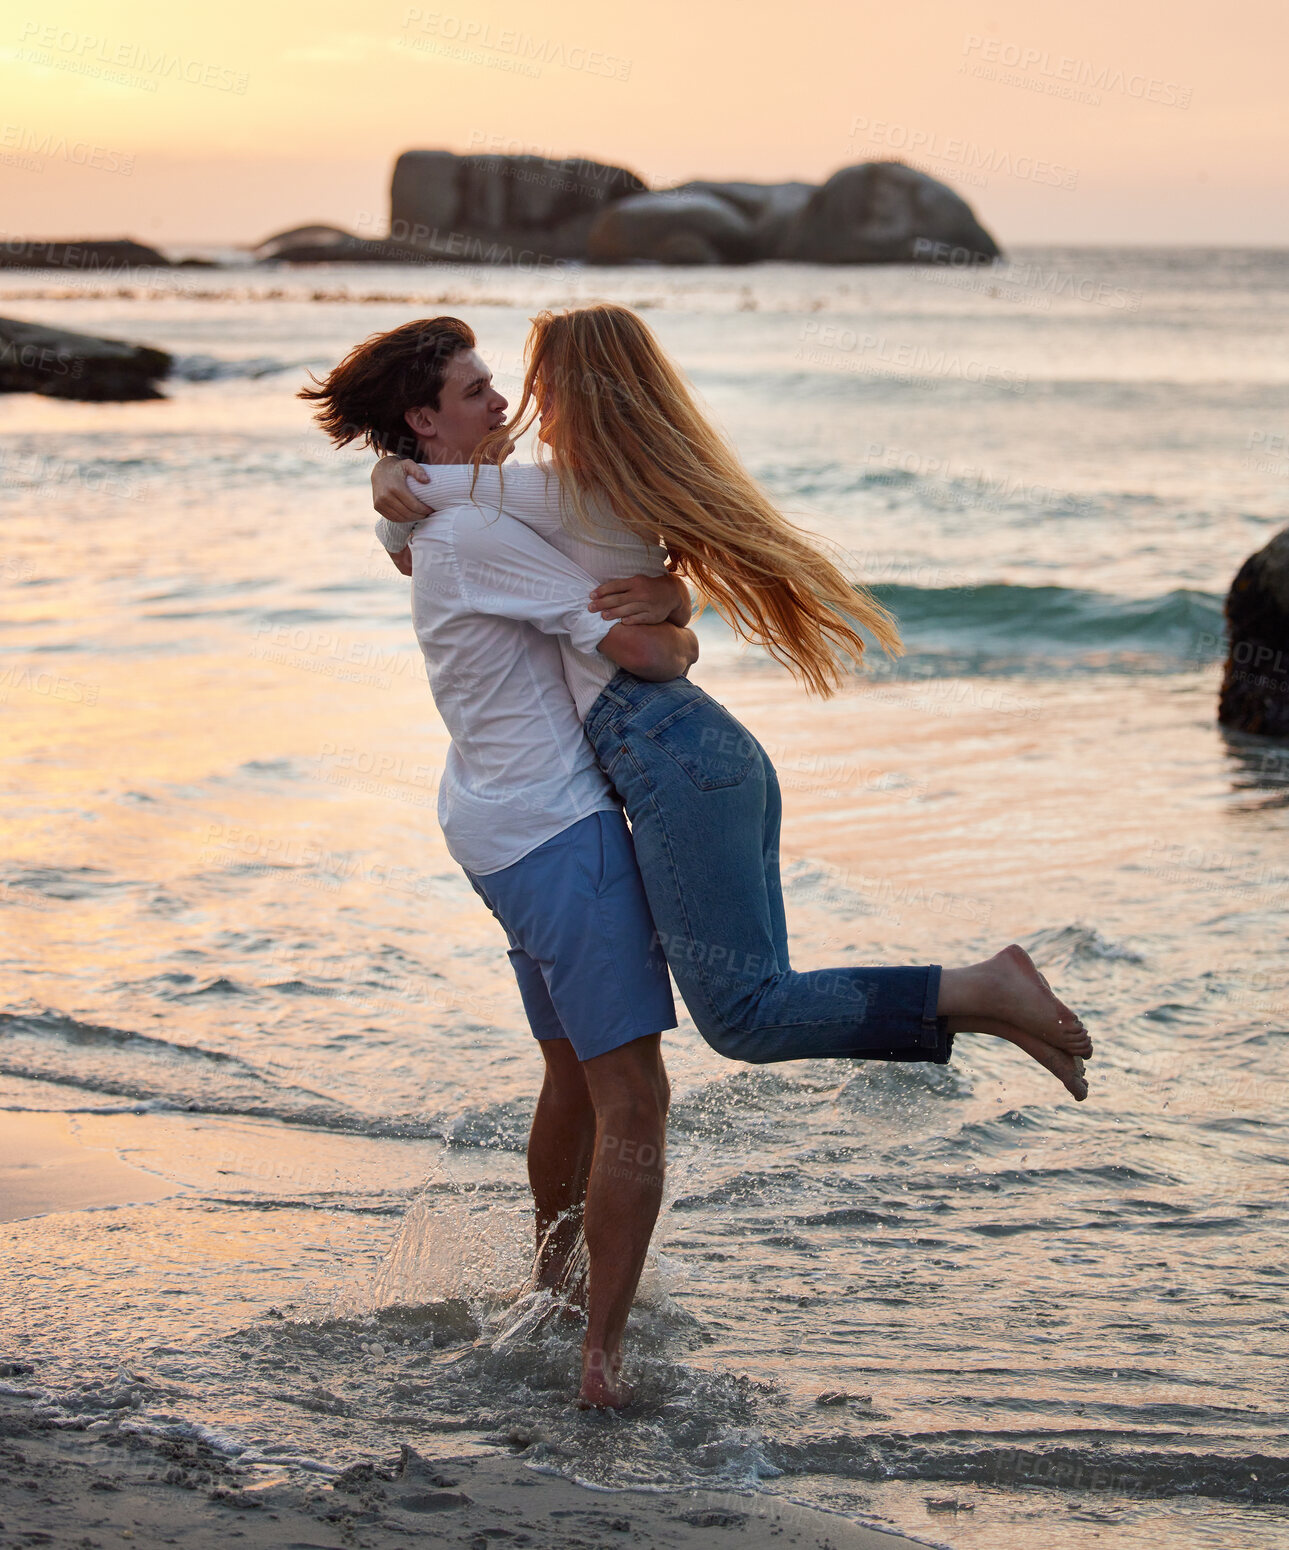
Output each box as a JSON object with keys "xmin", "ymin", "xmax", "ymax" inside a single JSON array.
[
  {"xmin": 0, "ymin": 1115, "xmax": 942, "ymax": 1547},
  {"xmin": 0, "ymin": 1395, "xmax": 937, "ymax": 1550},
  {"xmin": 0, "ymin": 1112, "xmax": 179, "ymax": 1223}
]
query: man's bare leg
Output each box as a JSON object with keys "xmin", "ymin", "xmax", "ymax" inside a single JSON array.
[
  {"xmin": 577, "ymin": 1032, "xmax": 670, "ymax": 1410},
  {"xmin": 528, "ymin": 1038, "xmax": 595, "ymax": 1307}
]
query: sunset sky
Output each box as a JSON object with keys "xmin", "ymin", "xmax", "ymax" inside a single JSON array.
[{"xmin": 3, "ymin": 0, "xmax": 1285, "ymax": 249}]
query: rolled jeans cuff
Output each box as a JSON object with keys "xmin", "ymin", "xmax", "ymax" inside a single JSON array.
[{"xmin": 921, "ymin": 963, "xmax": 954, "ymax": 1064}]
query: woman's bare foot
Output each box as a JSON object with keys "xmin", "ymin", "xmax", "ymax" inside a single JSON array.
[
  {"xmin": 577, "ymin": 1343, "xmax": 631, "ymax": 1409},
  {"xmin": 945, "ymin": 1014, "xmax": 1088, "ymax": 1100},
  {"xmin": 940, "ymin": 945, "xmax": 1091, "ymax": 1056}
]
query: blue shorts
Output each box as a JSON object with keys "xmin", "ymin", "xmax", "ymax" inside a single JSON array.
[{"xmin": 464, "ymin": 809, "xmax": 677, "ymax": 1063}]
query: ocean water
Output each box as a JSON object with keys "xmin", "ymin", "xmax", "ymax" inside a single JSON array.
[{"xmin": 1, "ymin": 247, "xmax": 1287, "ymax": 1549}]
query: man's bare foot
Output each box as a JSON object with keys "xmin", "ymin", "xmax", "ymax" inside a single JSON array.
[
  {"xmin": 534, "ymin": 1263, "xmax": 588, "ymax": 1317},
  {"xmin": 946, "ymin": 945, "xmax": 1092, "ymax": 1055},
  {"xmin": 945, "ymin": 1014, "xmax": 1088, "ymax": 1100},
  {"xmin": 577, "ymin": 1344, "xmax": 631, "ymax": 1409},
  {"xmin": 534, "ymin": 1224, "xmax": 589, "ymax": 1315}
]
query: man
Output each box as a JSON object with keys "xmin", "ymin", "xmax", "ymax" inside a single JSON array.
[{"xmin": 299, "ymin": 319, "xmax": 697, "ymax": 1409}]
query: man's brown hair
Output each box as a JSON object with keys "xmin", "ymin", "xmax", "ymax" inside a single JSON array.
[{"xmin": 298, "ymin": 316, "xmax": 476, "ymax": 458}]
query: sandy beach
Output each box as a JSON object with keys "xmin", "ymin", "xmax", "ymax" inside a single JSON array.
[
  {"xmin": 0, "ymin": 1111, "xmax": 179, "ymax": 1223},
  {"xmin": 0, "ymin": 1394, "xmax": 936, "ymax": 1550},
  {"xmin": 0, "ymin": 1085, "xmax": 944, "ymax": 1550}
]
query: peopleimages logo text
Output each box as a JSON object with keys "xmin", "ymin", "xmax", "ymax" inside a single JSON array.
[
  {"xmin": 961, "ymin": 34, "xmax": 1192, "ymax": 109},
  {"xmin": 1, "ymin": 124, "xmax": 134, "ymax": 176},
  {"xmin": 17, "ymin": 22, "xmax": 249, "ymax": 94},
  {"xmin": 849, "ymin": 117, "xmax": 1077, "ymax": 190},
  {"xmin": 401, "ymin": 11, "xmax": 631, "ymax": 80}
]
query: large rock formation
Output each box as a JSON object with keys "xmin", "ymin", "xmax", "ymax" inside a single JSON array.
[
  {"xmin": 255, "ymin": 152, "xmax": 1002, "ymax": 268},
  {"xmin": 677, "ymin": 180, "xmax": 816, "ymax": 253},
  {"xmin": 0, "ymin": 238, "xmax": 170, "ymax": 272},
  {"xmin": 587, "ymin": 190, "xmax": 761, "ymax": 265},
  {"xmin": 0, "ymin": 316, "xmax": 171, "ymax": 400},
  {"xmin": 1219, "ymin": 528, "xmax": 1289, "ymax": 739},
  {"xmin": 779, "ymin": 161, "xmax": 1000, "ymax": 263},
  {"xmin": 389, "ymin": 151, "xmax": 645, "ymax": 259},
  {"xmin": 588, "ymin": 163, "xmax": 998, "ymax": 264}
]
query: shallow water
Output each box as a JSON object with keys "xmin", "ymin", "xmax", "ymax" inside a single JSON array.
[{"xmin": 1, "ymin": 248, "xmax": 1287, "ymax": 1549}]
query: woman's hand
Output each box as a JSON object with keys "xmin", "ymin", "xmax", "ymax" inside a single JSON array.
[
  {"xmin": 372, "ymin": 456, "xmax": 434, "ymax": 522},
  {"xmin": 589, "ymin": 573, "xmax": 692, "ymax": 626}
]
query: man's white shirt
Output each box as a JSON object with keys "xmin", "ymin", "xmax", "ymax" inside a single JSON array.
[
  {"xmin": 408, "ymin": 501, "xmax": 622, "ymax": 877},
  {"xmin": 377, "ymin": 461, "xmax": 669, "ymax": 726}
]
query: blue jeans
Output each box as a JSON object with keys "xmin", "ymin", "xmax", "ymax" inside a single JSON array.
[{"xmin": 584, "ymin": 670, "xmax": 954, "ymax": 1066}]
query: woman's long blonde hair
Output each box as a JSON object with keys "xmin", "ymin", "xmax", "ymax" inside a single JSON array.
[{"xmin": 473, "ymin": 304, "xmax": 902, "ymax": 697}]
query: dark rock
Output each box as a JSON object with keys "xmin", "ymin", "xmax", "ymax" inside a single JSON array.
[
  {"xmin": 780, "ymin": 160, "xmax": 1001, "ymax": 264},
  {"xmin": 392, "ymin": 150, "xmax": 644, "ymax": 228},
  {"xmin": 254, "ymin": 219, "xmax": 585, "ymax": 270},
  {"xmin": 254, "ymin": 224, "xmax": 352, "ymax": 261},
  {"xmin": 388, "ymin": 149, "xmax": 645, "ymax": 261},
  {"xmin": 392, "ymin": 150, "xmax": 460, "ymax": 228},
  {"xmin": 256, "ymin": 153, "xmax": 1001, "ymax": 268},
  {"xmin": 675, "ymin": 180, "xmax": 815, "ymax": 252},
  {"xmin": 253, "ymin": 225, "xmax": 442, "ymax": 265},
  {"xmin": 588, "ymin": 190, "xmax": 758, "ymax": 264},
  {"xmin": 1219, "ymin": 527, "xmax": 1289, "ymax": 738},
  {"xmin": 0, "ymin": 316, "xmax": 170, "ymax": 401},
  {"xmin": 0, "ymin": 238, "xmax": 170, "ymax": 273}
]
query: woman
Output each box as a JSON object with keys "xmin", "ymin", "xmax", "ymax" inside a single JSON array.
[{"xmin": 372, "ymin": 305, "xmax": 1092, "ymax": 1099}]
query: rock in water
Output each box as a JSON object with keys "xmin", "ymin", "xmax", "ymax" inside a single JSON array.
[
  {"xmin": 676, "ymin": 180, "xmax": 816, "ymax": 253},
  {"xmin": 781, "ymin": 161, "xmax": 1000, "ymax": 263},
  {"xmin": 0, "ymin": 316, "xmax": 171, "ymax": 401},
  {"xmin": 590, "ymin": 160, "xmax": 999, "ymax": 266},
  {"xmin": 587, "ymin": 190, "xmax": 759, "ymax": 264},
  {"xmin": 252, "ymin": 225, "xmax": 451, "ymax": 265},
  {"xmin": 256, "ymin": 153, "xmax": 1002, "ymax": 268},
  {"xmin": 0, "ymin": 238, "xmax": 170, "ymax": 272},
  {"xmin": 1219, "ymin": 527, "xmax": 1289, "ymax": 738},
  {"xmin": 389, "ymin": 150, "xmax": 645, "ymax": 260}
]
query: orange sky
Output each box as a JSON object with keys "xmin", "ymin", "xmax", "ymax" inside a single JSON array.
[{"xmin": 2, "ymin": 0, "xmax": 1286, "ymax": 248}]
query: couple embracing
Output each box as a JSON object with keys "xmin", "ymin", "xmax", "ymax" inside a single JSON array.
[{"xmin": 301, "ymin": 304, "xmax": 1091, "ymax": 1409}]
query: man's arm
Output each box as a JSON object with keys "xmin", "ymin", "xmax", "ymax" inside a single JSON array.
[
  {"xmin": 371, "ymin": 459, "xmax": 554, "ymax": 575},
  {"xmin": 375, "ymin": 516, "xmax": 420, "ymax": 558},
  {"xmin": 374, "ymin": 455, "xmax": 563, "ymax": 530},
  {"xmin": 375, "ymin": 461, "xmax": 691, "ymax": 630},
  {"xmin": 599, "ymin": 619, "xmax": 698, "ymax": 681},
  {"xmin": 451, "ymin": 508, "xmax": 697, "ymax": 681},
  {"xmin": 370, "ymin": 458, "xmax": 432, "ymax": 572}
]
